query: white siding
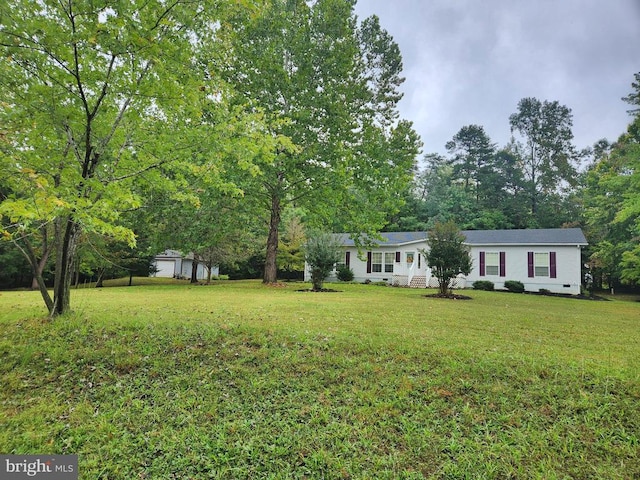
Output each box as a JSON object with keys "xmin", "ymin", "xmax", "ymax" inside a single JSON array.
[
  {"xmin": 467, "ymin": 245, "xmax": 583, "ymax": 295},
  {"xmin": 153, "ymin": 259, "xmax": 177, "ymax": 278},
  {"xmin": 308, "ymin": 240, "xmax": 584, "ymax": 295},
  {"xmin": 152, "ymin": 250, "xmax": 219, "ymax": 281}
]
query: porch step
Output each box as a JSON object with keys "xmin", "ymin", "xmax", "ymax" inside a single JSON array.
[{"xmin": 409, "ymin": 276, "xmax": 427, "ymax": 288}]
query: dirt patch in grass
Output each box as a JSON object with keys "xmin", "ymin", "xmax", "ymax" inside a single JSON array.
[
  {"xmin": 424, "ymin": 293, "xmax": 472, "ymax": 300},
  {"xmin": 296, "ymin": 288, "xmax": 342, "ymax": 293},
  {"xmin": 547, "ymin": 293, "xmax": 609, "ymax": 301},
  {"xmin": 499, "ymin": 290, "xmax": 610, "ymax": 301}
]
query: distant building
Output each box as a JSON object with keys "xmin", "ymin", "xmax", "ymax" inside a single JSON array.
[{"xmin": 151, "ymin": 250, "xmax": 218, "ymax": 280}]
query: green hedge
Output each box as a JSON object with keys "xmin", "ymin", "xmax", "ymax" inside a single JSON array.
[
  {"xmin": 504, "ymin": 280, "xmax": 525, "ymax": 293},
  {"xmin": 472, "ymin": 280, "xmax": 495, "ymax": 291}
]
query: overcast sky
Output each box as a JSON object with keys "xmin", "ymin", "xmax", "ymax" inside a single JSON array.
[{"xmin": 353, "ymin": 0, "xmax": 640, "ymax": 157}]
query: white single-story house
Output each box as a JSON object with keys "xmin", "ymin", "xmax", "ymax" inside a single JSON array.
[
  {"xmin": 151, "ymin": 250, "xmax": 219, "ymax": 280},
  {"xmin": 305, "ymin": 228, "xmax": 588, "ymax": 295}
]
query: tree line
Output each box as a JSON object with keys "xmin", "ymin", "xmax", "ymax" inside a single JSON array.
[{"xmin": 387, "ymin": 74, "xmax": 640, "ymax": 292}]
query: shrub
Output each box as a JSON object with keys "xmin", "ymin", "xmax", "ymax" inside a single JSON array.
[
  {"xmin": 336, "ymin": 265, "xmax": 354, "ymax": 282},
  {"xmin": 304, "ymin": 231, "xmax": 342, "ymax": 291},
  {"xmin": 421, "ymin": 221, "xmax": 472, "ymax": 296},
  {"xmin": 473, "ymin": 280, "xmax": 494, "ymax": 291},
  {"xmin": 504, "ymin": 280, "xmax": 525, "ymax": 293},
  {"xmin": 539, "ymin": 288, "xmax": 551, "ymax": 295}
]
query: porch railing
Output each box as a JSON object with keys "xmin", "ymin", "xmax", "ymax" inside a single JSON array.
[{"xmin": 407, "ymin": 261, "xmax": 416, "ymax": 286}]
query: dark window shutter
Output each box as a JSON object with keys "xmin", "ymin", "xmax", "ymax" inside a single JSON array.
[
  {"xmin": 418, "ymin": 254, "xmax": 421, "ymax": 268},
  {"xmin": 366, "ymin": 252, "xmax": 372, "ymax": 274},
  {"xmin": 550, "ymin": 252, "xmax": 557, "ymax": 278},
  {"xmin": 528, "ymin": 252, "xmax": 534, "ymax": 277},
  {"xmin": 479, "ymin": 251, "xmax": 486, "ymax": 276},
  {"xmin": 345, "ymin": 251, "xmax": 351, "ymax": 268},
  {"xmin": 499, "ymin": 252, "xmax": 506, "ymax": 277},
  {"xmin": 395, "ymin": 251, "xmax": 401, "ymax": 263}
]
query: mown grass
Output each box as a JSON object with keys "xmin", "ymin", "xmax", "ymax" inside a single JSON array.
[{"xmin": 1, "ymin": 281, "xmax": 639, "ymax": 479}]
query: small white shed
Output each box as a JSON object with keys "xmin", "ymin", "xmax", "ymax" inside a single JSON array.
[{"xmin": 151, "ymin": 250, "xmax": 218, "ymax": 280}]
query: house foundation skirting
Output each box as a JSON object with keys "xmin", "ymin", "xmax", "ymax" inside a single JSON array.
[
  {"xmin": 392, "ymin": 275, "xmax": 408, "ymax": 287},
  {"xmin": 390, "ymin": 275, "xmax": 466, "ymax": 289}
]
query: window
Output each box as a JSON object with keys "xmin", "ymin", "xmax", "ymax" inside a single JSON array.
[
  {"xmin": 534, "ymin": 253, "xmax": 549, "ymax": 277},
  {"xmin": 485, "ymin": 252, "xmax": 499, "ymax": 276},
  {"xmin": 335, "ymin": 251, "xmax": 350, "ymax": 271},
  {"xmin": 406, "ymin": 252, "xmax": 415, "ymax": 265},
  {"xmin": 384, "ymin": 253, "xmax": 395, "ymax": 273},
  {"xmin": 479, "ymin": 251, "xmax": 505, "ymax": 277},
  {"xmin": 371, "ymin": 252, "xmax": 382, "ymax": 273},
  {"xmin": 369, "ymin": 252, "xmax": 394, "ymax": 273},
  {"xmin": 528, "ymin": 251, "xmax": 557, "ymax": 278}
]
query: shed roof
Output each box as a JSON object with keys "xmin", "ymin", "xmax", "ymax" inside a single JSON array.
[{"xmin": 338, "ymin": 228, "xmax": 587, "ymax": 247}]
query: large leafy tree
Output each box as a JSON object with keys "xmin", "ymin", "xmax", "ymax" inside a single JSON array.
[
  {"xmin": 583, "ymin": 140, "xmax": 637, "ymax": 289},
  {"xmin": 0, "ymin": 0, "xmax": 262, "ymax": 315},
  {"xmin": 509, "ymin": 97, "xmax": 578, "ymax": 224},
  {"xmin": 582, "ymin": 72, "xmax": 640, "ymax": 289},
  {"xmin": 219, "ymin": 1, "xmax": 421, "ymax": 284}
]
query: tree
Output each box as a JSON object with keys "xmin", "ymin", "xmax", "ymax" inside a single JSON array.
[
  {"xmin": 617, "ymin": 72, "xmax": 640, "ymax": 285},
  {"xmin": 445, "ymin": 124, "xmax": 496, "ymax": 199},
  {"xmin": 277, "ymin": 211, "xmax": 306, "ymax": 280},
  {"xmin": 509, "ymin": 97, "xmax": 578, "ymax": 223},
  {"xmin": 140, "ymin": 170, "xmax": 268, "ymax": 284},
  {"xmin": 581, "ymin": 74, "xmax": 640, "ymax": 289},
  {"xmin": 79, "ymin": 234, "xmax": 154, "ymax": 288},
  {"xmin": 304, "ymin": 231, "xmax": 342, "ymax": 291},
  {"xmin": 622, "ymin": 71, "xmax": 640, "ymax": 117},
  {"xmin": 420, "ymin": 221, "xmax": 472, "ymax": 296},
  {"xmin": 218, "ymin": 2, "xmax": 421, "ymax": 284},
  {"xmin": 0, "ymin": 1, "xmax": 264, "ymax": 315}
]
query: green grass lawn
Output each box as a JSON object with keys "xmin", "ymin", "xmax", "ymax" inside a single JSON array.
[{"xmin": 1, "ymin": 280, "xmax": 639, "ymax": 479}]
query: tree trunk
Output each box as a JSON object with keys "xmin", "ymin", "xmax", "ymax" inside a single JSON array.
[
  {"xmin": 31, "ymin": 255, "xmax": 49, "ymax": 290},
  {"xmin": 95, "ymin": 268, "xmax": 105, "ymax": 288},
  {"xmin": 190, "ymin": 257, "xmax": 199, "ymax": 284},
  {"xmin": 206, "ymin": 265, "xmax": 212, "ymax": 285},
  {"xmin": 530, "ymin": 148, "xmax": 538, "ymax": 217},
  {"xmin": 263, "ymin": 193, "xmax": 281, "ymax": 284},
  {"xmin": 30, "ymin": 226, "xmax": 53, "ymax": 291},
  {"xmin": 17, "ymin": 236, "xmax": 54, "ymax": 312},
  {"xmin": 51, "ymin": 217, "xmax": 80, "ymax": 317}
]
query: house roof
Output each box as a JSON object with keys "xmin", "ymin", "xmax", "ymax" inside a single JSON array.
[
  {"xmin": 337, "ymin": 228, "xmax": 587, "ymax": 247},
  {"xmin": 462, "ymin": 228, "xmax": 587, "ymax": 245},
  {"xmin": 154, "ymin": 249, "xmax": 199, "ymax": 260}
]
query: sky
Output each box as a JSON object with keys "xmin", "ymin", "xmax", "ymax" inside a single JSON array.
[{"xmin": 353, "ymin": 0, "xmax": 640, "ymax": 157}]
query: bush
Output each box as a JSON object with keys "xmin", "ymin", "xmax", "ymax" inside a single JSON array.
[
  {"xmin": 473, "ymin": 280, "xmax": 495, "ymax": 291},
  {"xmin": 539, "ymin": 288, "xmax": 551, "ymax": 295},
  {"xmin": 504, "ymin": 280, "xmax": 525, "ymax": 293},
  {"xmin": 422, "ymin": 221, "xmax": 472, "ymax": 296},
  {"xmin": 304, "ymin": 231, "xmax": 342, "ymax": 291},
  {"xmin": 336, "ymin": 265, "xmax": 354, "ymax": 282}
]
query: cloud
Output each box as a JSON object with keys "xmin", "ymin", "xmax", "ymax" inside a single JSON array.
[{"xmin": 355, "ymin": 0, "xmax": 640, "ymax": 155}]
